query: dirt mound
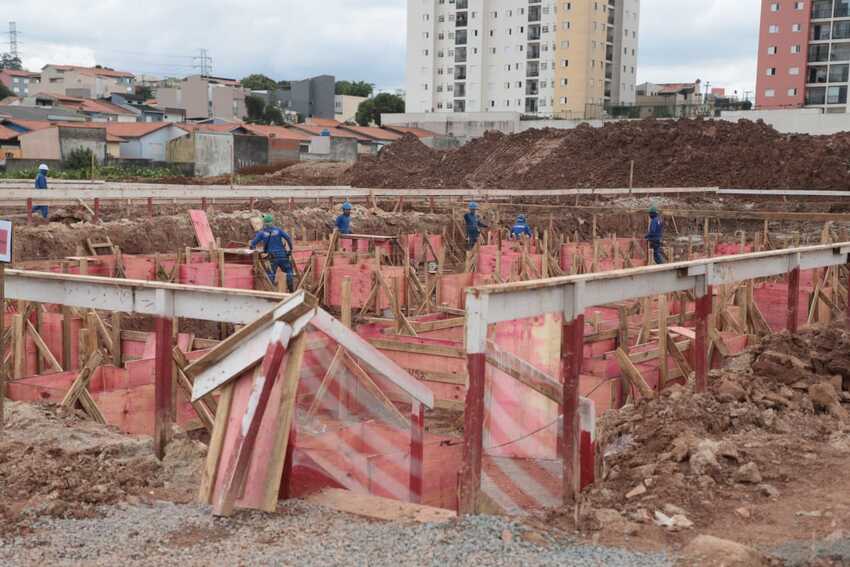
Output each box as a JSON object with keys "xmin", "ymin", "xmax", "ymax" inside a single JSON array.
[
  {"xmin": 579, "ymin": 324, "xmax": 850, "ymax": 532},
  {"xmin": 0, "ymin": 402, "xmax": 205, "ymax": 535},
  {"xmin": 351, "ymin": 119, "xmax": 850, "ymax": 190}
]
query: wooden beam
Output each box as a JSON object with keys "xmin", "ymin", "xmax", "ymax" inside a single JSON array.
[
  {"xmin": 306, "ymin": 488, "xmax": 456, "ymax": 524},
  {"xmin": 485, "ymin": 341, "xmax": 561, "ymax": 404},
  {"xmin": 341, "ymin": 352, "xmax": 409, "ymax": 429},
  {"xmin": 198, "ymin": 382, "xmax": 234, "ymax": 504},
  {"xmin": 61, "ymin": 350, "xmax": 104, "ymax": 409},
  {"xmin": 25, "ymin": 319, "xmax": 62, "ymax": 373},
  {"xmin": 614, "ymin": 347, "xmax": 655, "ymax": 399},
  {"xmin": 172, "ymin": 347, "xmax": 216, "ymax": 433}
]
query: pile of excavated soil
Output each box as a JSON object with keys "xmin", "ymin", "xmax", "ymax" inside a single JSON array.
[
  {"xmin": 0, "ymin": 402, "xmax": 205, "ymax": 535},
  {"xmin": 350, "ymin": 120, "xmax": 850, "ymax": 190},
  {"xmin": 569, "ymin": 324, "xmax": 850, "ymax": 536}
]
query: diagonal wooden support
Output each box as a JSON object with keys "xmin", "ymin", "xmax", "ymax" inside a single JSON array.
[
  {"xmin": 61, "ymin": 350, "xmax": 105, "ymax": 423},
  {"xmin": 25, "ymin": 319, "xmax": 62, "ymax": 373},
  {"xmin": 172, "ymin": 347, "xmax": 216, "ymax": 433},
  {"xmin": 340, "ymin": 352, "xmax": 408, "ymax": 429},
  {"xmin": 213, "ymin": 321, "xmax": 295, "ymax": 517},
  {"xmin": 305, "ymin": 346, "xmax": 345, "ymax": 419},
  {"xmin": 614, "ymin": 347, "xmax": 655, "ymax": 400}
]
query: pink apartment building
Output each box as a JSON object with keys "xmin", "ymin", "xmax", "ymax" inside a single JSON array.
[{"xmin": 757, "ymin": 0, "xmax": 850, "ymax": 112}]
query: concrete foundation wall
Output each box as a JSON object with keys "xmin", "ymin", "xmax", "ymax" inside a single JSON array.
[
  {"xmin": 166, "ymin": 135, "xmax": 196, "ymax": 164},
  {"xmin": 194, "ymin": 132, "xmax": 234, "ymax": 177},
  {"xmin": 234, "ymin": 134, "xmax": 269, "ymax": 171},
  {"xmin": 269, "ymin": 138, "xmax": 301, "ymax": 164},
  {"xmin": 302, "ymin": 138, "xmax": 357, "ymax": 162},
  {"xmin": 119, "ymin": 126, "xmax": 187, "ymax": 161},
  {"xmin": 2, "ymin": 158, "xmax": 63, "ymax": 173}
]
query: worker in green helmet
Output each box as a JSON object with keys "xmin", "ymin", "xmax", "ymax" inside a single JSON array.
[{"xmin": 250, "ymin": 213, "xmax": 295, "ymax": 290}]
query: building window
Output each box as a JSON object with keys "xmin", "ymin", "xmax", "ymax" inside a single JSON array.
[
  {"xmin": 768, "ymin": 46, "xmax": 777, "ymax": 54},
  {"xmin": 766, "ymin": 67, "xmax": 777, "ymax": 76},
  {"xmin": 788, "ymin": 88, "xmax": 799, "ymax": 96},
  {"xmin": 769, "ymin": 24, "xmax": 780, "ymax": 33},
  {"xmin": 765, "ymin": 89, "xmax": 776, "ymax": 97},
  {"xmin": 789, "ymin": 66, "xmax": 800, "ymax": 75},
  {"xmin": 792, "ymin": 23, "xmax": 802, "ymax": 32},
  {"xmin": 795, "ymin": 1, "xmax": 804, "ymax": 8},
  {"xmin": 791, "ymin": 44, "xmax": 801, "ymax": 53},
  {"xmin": 770, "ymin": 2, "xmax": 779, "ymax": 11}
]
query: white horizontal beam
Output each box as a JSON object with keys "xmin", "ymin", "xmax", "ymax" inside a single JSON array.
[
  {"xmin": 4, "ymin": 270, "xmax": 284, "ymax": 323},
  {"xmin": 466, "ymin": 243, "xmax": 850, "ymax": 338}
]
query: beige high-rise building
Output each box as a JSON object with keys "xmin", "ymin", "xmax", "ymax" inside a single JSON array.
[{"xmin": 406, "ymin": 0, "xmax": 640, "ymax": 118}]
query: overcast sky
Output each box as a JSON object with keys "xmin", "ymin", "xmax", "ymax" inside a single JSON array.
[{"xmin": 2, "ymin": 0, "xmax": 759, "ymax": 99}]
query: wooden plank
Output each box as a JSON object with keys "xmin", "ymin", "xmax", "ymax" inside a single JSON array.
[
  {"xmin": 12, "ymin": 313, "xmax": 23, "ymax": 379},
  {"xmin": 111, "ymin": 311, "xmax": 122, "ymax": 367},
  {"xmin": 172, "ymin": 347, "xmax": 216, "ymax": 433},
  {"xmin": 305, "ymin": 347, "xmax": 344, "ymax": 418},
  {"xmin": 668, "ymin": 326, "xmax": 696, "ymax": 340},
  {"xmin": 306, "ymin": 488, "xmax": 456, "ymax": 523},
  {"xmin": 213, "ymin": 322, "xmax": 294, "ymax": 516},
  {"xmin": 25, "ymin": 319, "xmax": 62, "ymax": 373},
  {"xmin": 262, "ymin": 332, "xmax": 308, "ymax": 512},
  {"xmin": 409, "ymin": 317, "xmax": 466, "ymax": 333},
  {"xmin": 485, "ymin": 341, "xmax": 561, "ymax": 405},
  {"xmin": 340, "ymin": 352, "xmax": 409, "ymax": 428},
  {"xmin": 60, "ymin": 350, "xmax": 104, "ymax": 408},
  {"xmin": 90, "ymin": 310, "xmax": 115, "ymax": 358},
  {"xmin": 614, "ymin": 347, "xmax": 655, "ymax": 399},
  {"xmin": 367, "ymin": 338, "xmax": 465, "ymax": 359},
  {"xmin": 658, "ymin": 294, "xmax": 669, "ymax": 388},
  {"xmin": 189, "ymin": 209, "xmax": 216, "ymax": 249},
  {"xmin": 199, "ymin": 382, "xmax": 234, "ymax": 504},
  {"xmin": 666, "ymin": 334, "xmax": 693, "ymax": 380}
]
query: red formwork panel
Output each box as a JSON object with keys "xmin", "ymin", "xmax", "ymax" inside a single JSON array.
[{"xmin": 189, "ymin": 209, "xmax": 216, "ymax": 249}]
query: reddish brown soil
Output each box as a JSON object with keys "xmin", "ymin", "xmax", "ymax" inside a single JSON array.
[{"xmin": 350, "ymin": 120, "xmax": 850, "ymax": 190}]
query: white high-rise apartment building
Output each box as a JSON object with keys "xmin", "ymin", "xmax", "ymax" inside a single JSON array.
[{"xmin": 406, "ymin": 0, "xmax": 640, "ymax": 118}]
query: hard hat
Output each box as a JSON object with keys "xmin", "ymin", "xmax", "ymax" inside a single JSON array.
[
  {"xmin": 263, "ymin": 213, "xmax": 274, "ymax": 224},
  {"xmin": 38, "ymin": 164, "xmax": 49, "ymax": 171},
  {"xmin": 517, "ymin": 214, "xmax": 526, "ymax": 223},
  {"xmin": 342, "ymin": 201, "xmax": 353, "ymax": 211},
  {"xmin": 649, "ymin": 204, "xmax": 658, "ymax": 214},
  {"xmin": 468, "ymin": 201, "xmax": 479, "ymax": 210}
]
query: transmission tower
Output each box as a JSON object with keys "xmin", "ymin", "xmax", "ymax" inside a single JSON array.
[
  {"xmin": 193, "ymin": 48, "xmax": 212, "ymax": 77},
  {"xmin": 8, "ymin": 22, "xmax": 18, "ymax": 59}
]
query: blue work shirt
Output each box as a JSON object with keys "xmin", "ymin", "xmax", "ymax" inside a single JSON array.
[
  {"xmin": 336, "ymin": 213, "xmax": 352, "ymax": 235},
  {"xmin": 464, "ymin": 212, "xmax": 487, "ymax": 236},
  {"xmin": 250, "ymin": 226, "xmax": 294, "ymax": 258},
  {"xmin": 645, "ymin": 214, "xmax": 664, "ymax": 243},
  {"xmin": 511, "ymin": 222, "xmax": 532, "ymax": 238},
  {"xmin": 35, "ymin": 172, "xmax": 48, "ymax": 190}
]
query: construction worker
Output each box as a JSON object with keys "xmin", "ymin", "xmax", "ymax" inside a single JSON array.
[
  {"xmin": 464, "ymin": 201, "xmax": 488, "ymax": 250},
  {"xmin": 33, "ymin": 164, "xmax": 49, "ymax": 219},
  {"xmin": 250, "ymin": 214, "xmax": 295, "ymax": 291},
  {"xmin": 336, "ymin": 201, "xmax": 353, "ymax": 235},
  {"xmin": 510, "ymin": 214, "xmax": 533, "ymax": 239},
  {"xmin": 645, "ymin": 204, "xmax": 665, "ymax": 265}
]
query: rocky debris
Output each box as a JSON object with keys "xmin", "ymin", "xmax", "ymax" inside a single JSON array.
[
  {"xmin": 583, "ymin": 324, "xmax": 850, "ymax": 531},
  {"xmin": 679, "ymin": 535, "xmax": 775, "ymax": 567},
  {"xmin": 0, "ymin": 402, "xmax": 204, "ymax": 535},
  {"xmin": 734, "ymin": 463, "xmax": 763, "ymax": 484},
  {"xmin": 350, "ymin": 119, "xmax": 850, "ymax": 190}
]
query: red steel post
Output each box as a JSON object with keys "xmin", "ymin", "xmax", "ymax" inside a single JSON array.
[
  {"xmin": 409, "ymin": 401, "xmax": 424, "ymax": 503},
  {"xmin": 153, "ymin": 316, "xmax": 173, "ymax": 460},
  {"xmin": 694, "ymin": 286, "xmax": 712, "ymax": 393},
  {"xmin": 201, "ymin": 197, "xmax": 207, "ymax": 211},
  {"xmin": 26, "ymin": 198, "xmax": 32, "ymax": 225},
  {"xmin": 787, "ymin": 267, "xmax": 801, "ymax": 333},
  {"xmin": 458, "ymin": 352, "xmax": 486, "ymax": 515},
  {"xmin": 561, "ymin": 314, "xmax": 584, "ymax": 504},
  {"xmin": 93, "ymin": 198, "xmax": 100, "ymax": 224}
]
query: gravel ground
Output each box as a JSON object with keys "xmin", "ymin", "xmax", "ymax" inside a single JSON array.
[
  {"xmin": 771, "ymin": 535, "xmax": 850, "ymax": 566},
  {"xmin": 0, "ymin": 500, "xmax": 673, "ymax": 567}
]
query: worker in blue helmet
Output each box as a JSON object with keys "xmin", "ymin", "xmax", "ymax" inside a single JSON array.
[
  {"xmin": 463, "ymin": 201, "xmax": 488, "ymax": 250},
  {"xmin": 33, "ymin": 163, "xmax": 50, "ymax": 219},
  {"xmin": 250, "ymin": 213, "xmax": 295, "ymax": 291},
  {"xmin": 336, "ymin": 201, "xmax": 353, "ymax": 235},
  {"xmin": 645, "ymin": 204, "xmax": 665, "ymax": 265},
  {"xmin": 510, "ymin": 214, "xmax": 533, "ymax": 239}
]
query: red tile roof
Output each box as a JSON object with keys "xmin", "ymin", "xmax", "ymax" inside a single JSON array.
[
  {"xmin": 105, "ymin": 122, "xmax": 177, "ymax": 139},
  {"xmin": 176, "ymin": 122, "xmax": 244, "ymax": 134},
  {"xmin": 291, "ymin": 124, "xmax": 364, "ymax": 140},
  {"xmin": 382, "ymin": 125, "xmax": 438, "ymax": 139},
  {"xmin": 47, "ymin": 94, "xmax": 135, "ymax": 116},
  {"xmin": 0, "ymin": 69, "xmax": 40, "ymax": 78},
  {"xmin": 242, "ymin": 124, "xmax": 312, "ymax": 141},
  {"xmin": 656, "ymin": 83, "xmax": 697, "ymax": 95},
  {"xmin": 339, "ymin": 125, "xmax": 402, "ymax": 142},
  {"xmin": 46, "ymin": 65, "xmax": 134, "ymax": 79},
  {"xmin": 0, "ymin": 124, "xmax": 20, "ymax": 141},
  {"xmin": 305, "ymin": 117, "xmax": 342, "ymax": 128}
]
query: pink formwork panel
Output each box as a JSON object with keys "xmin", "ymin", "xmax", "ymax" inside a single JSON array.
[
  {"xmin": 436, "ymin": 273, "xmax": 494, "ymax": 310},
  {"xmin": 754, "ymin": 282, "xmax": 809, "ymax": 332},
  {"xmin": 715, "ymin": 243, "xmax": 754, "ymax": 256},
  {"xmin": 340, "ymin": 238, "xmax": 370, "ymax": 253},
  {"xmin": 406, "ymin": 234, "xmax": 444, "ymax": 264},
  {"xmin": 123, "ymin": 255, "xmax": 156, "ymax": 280},
  {"xmin": 189, "ymin": 210, "xmax": 216, "ymax": 249},
  {"xmin": 178, "ymin": 263, "xmax": 254, "ymax": 289},
  {"xmin": 324, "ymin": 264, "xmax": 407, "ymax": 310}
]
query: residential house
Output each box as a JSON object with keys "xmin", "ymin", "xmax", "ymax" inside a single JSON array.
[
  {"xmin": 334, "ymin": 94, "xmax": 367, "ymax": 123},
  {"xmin": 0, "ymin": 123, "xmax": 22, "ymax": 161},
  {"xmin": 26, "ymin": 93, "xmax": 137, "ymax": 122},
  {"xmin": 110, "ymin": 94, "xmax": 166, "ymax": 122},
  {"xmin": 156, "ymin": 75, "xmax": 247, "ymax": 122},
  {"xmin": 291, "ymin": 122, "xmax": 381, "ymax": 155},
  {"xmin": 0, "ymin": 104, "xmax": 85, "ymax": 122},
  {"xmin": 0, "ymin": 69, "xmax": 41, "ymax": 97},
  {"xmin": 241, "ymin": 124, "xmax": 312, "ymax": 163},
  {"xmin": 632, "ymin": 81, "xmax": 706, "ymax": 118},
  {"xmin": 166, "ymin": 130, "xmax": 268, "ymax": 177},
  {"xmin": 260, "ymin": 75, "xmax": 335, "ymax": 122},
  {"xmin": 338, "ymin": 125, "xmax": 402, "ymax": 151},
  {"xmin": 105, "ymin": 122, "xmax": 188, "ymax": 161},
  {"xmin": 18, "ymin": 123, "xmax": 109, "ymax": 163},
  {"xmin": 39, "ymin": 65, "xmax": 135, "ymax": 98}
]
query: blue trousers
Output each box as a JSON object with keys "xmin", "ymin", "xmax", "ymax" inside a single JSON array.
[
  {"xmin": 32, "ymin": 205, "xmax": 49, "ymax": 219},
  {"xmin": 466, "ymin": 231, "xmax": 480, "ymax": 250},
  {"xmin": 268, "ymin": 255, "xmax": 295, "ymax": 291},
  {"xmin": 650, "ymin": 241, "xmax": 665, "ymax": 265}
]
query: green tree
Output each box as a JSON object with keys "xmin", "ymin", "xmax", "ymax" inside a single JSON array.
[
  {"xmin": 355, "ymin": 93, "xmax": 404, "ymax": 126},
  {"xmin": 245, "ymin": 95, "xmax": 268, "ymax": 123},
  {"xmin": 135, "ymin": 85, "xmax": 154, "ymax": 100},
  {"xmin": 241, "ymin": 74, "xmax": 279, "ymax": 91},
  {"xmin": 0, "ymin": 81, "xmax": 12, "ymax": 100},
  {"xmin": 264, "ymin": 105, "xmax": 285, "ymax": 126},
  {"xmin": 336, "ymin": 80, "xmax": 374, "ymax": 98},
  {"xmin": 0, "ymin": 53, "xmax": 22, "ymax": 71},
  {"xmin": 64, "ymin": 147, "xmax": 95, "ymax": 172}
]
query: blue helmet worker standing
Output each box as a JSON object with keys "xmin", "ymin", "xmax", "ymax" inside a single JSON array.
[
  {"xmin": 463, "ymin": 201, "xmax": 488, "ymax": 250},
  {"xmin": 645, "ymin": 204, "xmax": 665, "ymax": 265},
  {"xmin": 336, "ymin": 201, "xmax": 353, "ymax": 235},
  {"xmin": 33, "ymin": 163, "xmax": 50, "ymax": 219},
  {"xmin": 510, "ymin": 214, "xmax": 533, "ymax": 239},
  {"xmin": 250, "ymin": 213, "xmax": 295, "ymax": 291}
]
